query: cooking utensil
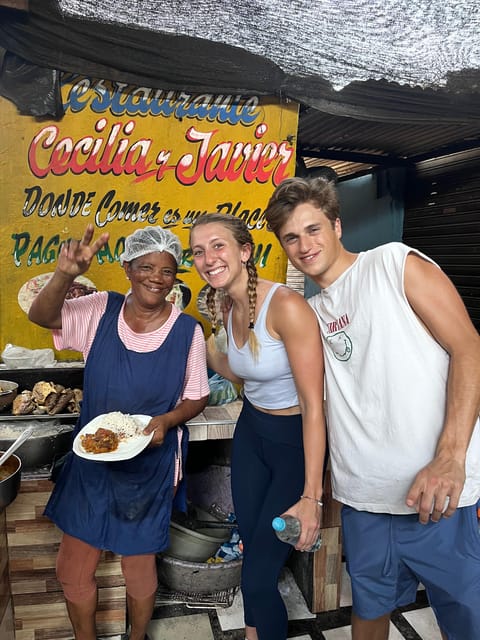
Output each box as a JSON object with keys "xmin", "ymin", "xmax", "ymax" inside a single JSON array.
[
  {"xmin": 0, "ymin": 453, "xmax": 21, "ymax": 510},
  {"xmin": 181, "ymin": 518, "xmax": 237, "ymax": 530},
  {"xmin": 0, "ymin": 424, "xmax": 74, "ymax": 469},
  {"xmin": 172, "ymin": 508, "xmax": 237, "ymax": 534},
  {"xmin": 0, "ymin": 426, "xmax": 34, "ymax": 467},
  {"xmin": 0, "ymin": 380, "xmax": 18, "ymax": 411},
  {"xmin": 166, "ymin": 520, "xmax": 230, "ymax": 562},
  {"xmin": 157, "ymin": 554, "xmax": 242, "ymax": 594}
]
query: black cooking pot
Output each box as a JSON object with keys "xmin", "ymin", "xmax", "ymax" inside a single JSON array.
[
  {"xmin": 0, "ymin": 453, "xmax": 21, "ymax": 510},
  {"xmin": 0, "ymin": 425, "xmax": 74, "ymax": 469}
]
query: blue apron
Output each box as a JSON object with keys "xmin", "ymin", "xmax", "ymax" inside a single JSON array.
[{"xmin": 45, "ymin": 292, "xmax": 197, "ymax": 555}]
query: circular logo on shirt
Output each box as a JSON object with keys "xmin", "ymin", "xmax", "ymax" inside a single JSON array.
[{"xmin": 326, "ymin": 331, "xmax": 352, "ymax": 361}]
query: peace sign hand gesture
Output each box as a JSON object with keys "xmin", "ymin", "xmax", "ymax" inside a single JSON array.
[
  {"xmin": 28, "ymin": 224, "xmax": 110, "ymax": 330},
  {"xmin": 57, "ymin": 224, "xmax": 110, "ymax": 278}
]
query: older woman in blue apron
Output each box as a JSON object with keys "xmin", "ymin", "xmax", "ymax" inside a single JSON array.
[{"xmin": 28, "ymin": 224, "xmax": 210, "ymax": 640}]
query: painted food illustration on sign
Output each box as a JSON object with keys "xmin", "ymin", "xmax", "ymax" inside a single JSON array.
[
  {"xmin": 166, "ymin": 279, "xmax": 191, "ymax": 310},
  {"xmin": 196, "ymin": 284, "xmax": 227, "ymax": 323},
  {"xmin": 17, "ymin": 273, "xmax": 97, "ymax": 313}
]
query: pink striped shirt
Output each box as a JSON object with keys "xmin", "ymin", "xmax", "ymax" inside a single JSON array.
[
  {"xmin": 53, "ymin": 292, "xmax": 210, "ymax": 484},
  {"xmin": 53, "ymin": 291, "xmax": 209, "ymax": 400}
]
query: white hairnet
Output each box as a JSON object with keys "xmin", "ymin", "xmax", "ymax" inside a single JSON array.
[{"xmin": 119, "ymin": 226, "xmax": 183, "ymax": 266}]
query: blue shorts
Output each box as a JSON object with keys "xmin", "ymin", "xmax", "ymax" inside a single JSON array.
[{"xmin": 341, "ymin": 504, "xmax": 480, "ymax": 640}]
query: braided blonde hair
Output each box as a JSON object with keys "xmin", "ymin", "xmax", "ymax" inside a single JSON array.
[{"xmin": 190, "ymin": 213, "xmax": 260, "ymax": 359}]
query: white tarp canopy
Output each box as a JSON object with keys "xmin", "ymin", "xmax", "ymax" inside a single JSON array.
[
  {"xmin": 1, "ymin": 0, "xmax": 480, "ymax": 123},
  {"xmin": 60, "ymin": 0, "xmax": 480, "ymax": 91}
]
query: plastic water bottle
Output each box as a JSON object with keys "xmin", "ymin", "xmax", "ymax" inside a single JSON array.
[{"xmin": 272, "ymin": 515, "xmax": 322, "ymax": 552}]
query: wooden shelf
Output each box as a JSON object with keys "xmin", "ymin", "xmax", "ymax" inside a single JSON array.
[{"xmin": 6, "ymin": 479, "xmax": 126, "ymax": 640}]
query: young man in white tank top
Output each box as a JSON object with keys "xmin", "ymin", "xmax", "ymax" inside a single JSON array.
[{"xmin": 265, "ymin": 176, "xmax": 480, "ymax": 640}]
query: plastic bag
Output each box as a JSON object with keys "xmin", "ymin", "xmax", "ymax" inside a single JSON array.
[
  {"xmin": 1, "ymin": 343, "xmax": 55, "ymax": 368},
  {"xmin": 208, "ymin": 373, "xmax": 238, "ymax": 406},
  {"xmin": 213, "ymin": 326, "xmax": 228, "ymax": 353}
]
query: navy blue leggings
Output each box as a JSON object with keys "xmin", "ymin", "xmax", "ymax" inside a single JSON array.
[{"xmin": 231, "ymin": 399, "xmax": 306, "ymax": 640}]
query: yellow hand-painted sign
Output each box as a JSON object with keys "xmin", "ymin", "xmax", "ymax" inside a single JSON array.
[{"xmin": 0, "ymin": 74, "xmax": 298, "ymax": 360}]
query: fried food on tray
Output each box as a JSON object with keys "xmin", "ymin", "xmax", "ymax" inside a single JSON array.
[
  {"xmin": 47, "ymin": 388, "xmax": 74, "ymax": 415},
  {"xmin": 68, "ymin": 388, "xmax": 83, "ymax": 414},
  {"xmin": 80, "ymin": 427, "xmax": 119, "ymax": 454},
  {"xmin": 5, "ymin": 381, "xmax": 83, "ymax": 416},
  {"xmin": 12, "ymin": 390, "xmax": 36, "ymax": 415},
  {"xmin": 32, "ymin": 380, "xmax": 57, "ymax": 406}
]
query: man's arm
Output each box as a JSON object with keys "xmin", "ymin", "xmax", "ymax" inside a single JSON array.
[{"xmin": 403, "ymin": 252, "xmax": 480, "ymax": 523}]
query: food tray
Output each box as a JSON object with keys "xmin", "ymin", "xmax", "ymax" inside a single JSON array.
[
  {"xmin": 0, "ymin": 367, "xmax": 84, "ymax": 390},
  {"xmin": 155, "ymin": 584, "xmax": 238, "ymax": 609},
  {"xmin": 0, "ymin": 412, "xmax": 79, "ymax": 422},
  {"xmin": 0, "ymin": 367, "xmax": 83, "ymax": 423}
]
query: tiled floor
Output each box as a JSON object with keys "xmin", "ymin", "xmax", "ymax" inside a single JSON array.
[{"xmin": 142, "ymin": 563, "xmax": 442, "ymax": 640}]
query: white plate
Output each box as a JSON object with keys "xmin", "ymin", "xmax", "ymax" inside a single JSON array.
[{"xmin": 73, "ymin": 413, "xmax": 153, "ymax": 461}]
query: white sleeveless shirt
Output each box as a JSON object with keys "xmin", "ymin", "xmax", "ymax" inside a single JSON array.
[{"xmin": 309, "ymin": 242, "xmax": 480, "ymax": 514}]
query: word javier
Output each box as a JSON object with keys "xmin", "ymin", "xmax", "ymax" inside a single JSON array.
[{"xmin": 28, "ymin": 117, "xmax": 293, "ymax": 186}]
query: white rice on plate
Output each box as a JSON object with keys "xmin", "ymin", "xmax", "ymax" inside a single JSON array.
[{"xmin": 97, "ymin": 411, "xmax": 143, "ymax": 439}]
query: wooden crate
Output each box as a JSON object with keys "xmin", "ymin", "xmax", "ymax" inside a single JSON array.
[
  {"xmin": 6, "ymin": 478, "xmax": 126, "ymax": 640},
  {"xmin": 287, "ymin": 469, "xmax": 343, "ymax": 613},
  {"xmin": 0, "ymin": 509, "xmax": 15, "ymax": 640}
]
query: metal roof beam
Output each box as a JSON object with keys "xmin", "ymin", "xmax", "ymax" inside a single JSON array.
[
  {"xmin": 297, "ymin": 147, "xmax": 411, "ymax": 167},
  {"xmin": 410, "ymin": 138, "xmax": 480, "ymax": 163}
]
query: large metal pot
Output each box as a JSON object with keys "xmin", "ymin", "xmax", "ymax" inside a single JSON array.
[
  {"xmin": 0, "ymin": 422, "xmax": 74, "ymax": 469},
  {"xmin": 0, "ymin": 453, "xmax": 21, "ymax": 510},
  {"xmin": 157, "ymin": 554, "xmax": 242, "ymax": 594},
  {"xmin": 0, "ymin": 380, "xmax": 18, "ymax": 411}
]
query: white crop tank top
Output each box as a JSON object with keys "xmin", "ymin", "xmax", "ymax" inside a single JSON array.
[{"xmin": 227, "ymin": 283, "xmax": 299, "ymax": 410}]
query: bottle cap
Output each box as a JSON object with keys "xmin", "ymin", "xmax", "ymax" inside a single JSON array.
[{"xmin": 272, "ymin": 517, "xmax": 286, "ymax": 531}]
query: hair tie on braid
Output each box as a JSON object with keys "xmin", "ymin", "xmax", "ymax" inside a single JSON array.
[
  {"xmin": 211, "ymin": 326, "xmax": 217, "ymax": 335},
  {"xmin": 248, "ymin": 321, "xmax": 254, "ymax": 330}
]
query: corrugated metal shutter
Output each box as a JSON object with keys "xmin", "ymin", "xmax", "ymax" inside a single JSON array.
[
  {"xmin": 403, "ymin": 151, "xmax": 480, "ymax": 331},
  {"xmin": 286, "ymin": 260, "xmax": 305, "ymax": 295}
]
